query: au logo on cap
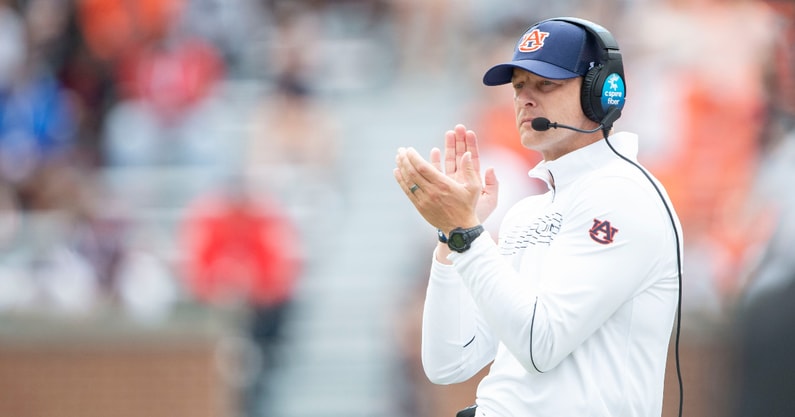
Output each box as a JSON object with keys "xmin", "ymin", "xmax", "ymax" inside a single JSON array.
[{"xmin": 518, "ymin": 29, "xmax": 549, "ymax": 53}]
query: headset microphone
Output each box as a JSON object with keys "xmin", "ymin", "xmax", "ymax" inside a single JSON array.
[
  {"xmin": 532, "ymin": 107, "xmax": 622, "ymax": 136},
  {"xmin": 530, "ymin": 118, "xmax": 602, "ymax": 133}
]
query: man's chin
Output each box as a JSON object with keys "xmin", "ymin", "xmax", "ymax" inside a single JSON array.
[{"xmin": 519, "ymin": 130, "xmax": 543, "ymax": 148}]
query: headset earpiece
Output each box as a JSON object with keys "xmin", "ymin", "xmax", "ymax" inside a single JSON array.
[
  {"xmin": 543, "ymin": 17, "xmax": 627, "ymax": 127},
  {"xmin": 581, "ymin": 64, "xmax": 604, "ymax": 123}
]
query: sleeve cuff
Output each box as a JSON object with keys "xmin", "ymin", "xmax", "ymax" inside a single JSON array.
[{"xmin": 430, "ymin": 246, "xmax": 461, "ymax": 283}]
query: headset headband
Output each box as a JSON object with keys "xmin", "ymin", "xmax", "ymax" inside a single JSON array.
[{"xmin": 544, "ymin": 17, "xmax": 620, "ymax": 57}]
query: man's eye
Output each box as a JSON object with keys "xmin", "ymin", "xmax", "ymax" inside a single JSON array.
[{"xmin": 538, "ymin": 80, "xmax": 558, "ymax": 90}]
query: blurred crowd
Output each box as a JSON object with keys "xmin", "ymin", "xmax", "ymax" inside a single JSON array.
[{"xmin": 0, "ymin": 0, "xmax": 793, "ymax": 416}]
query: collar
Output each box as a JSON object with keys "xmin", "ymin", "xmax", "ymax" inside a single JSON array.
[{"xmin": 528, "ymin": 131, "xmax": 639, "ymax": 191}]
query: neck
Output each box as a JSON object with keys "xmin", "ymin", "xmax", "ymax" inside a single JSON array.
[{"xmin": 541, "ymin": 130, "xmax": 607, "ymax": 161}]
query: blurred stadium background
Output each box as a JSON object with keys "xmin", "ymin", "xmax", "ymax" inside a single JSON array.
[{"xmin": 0, "ymin": 0, "xmax": 793, "ymax": 416}]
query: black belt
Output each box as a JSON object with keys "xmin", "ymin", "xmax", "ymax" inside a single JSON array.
[{"xmin": 456, "ymin": 405, "xmax": 477, "ymax": 417}]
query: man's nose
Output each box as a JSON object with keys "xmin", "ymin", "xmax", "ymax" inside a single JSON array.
[{"xmin": 515, "ymin": 90, "xmax": 536, "ymax": 107}]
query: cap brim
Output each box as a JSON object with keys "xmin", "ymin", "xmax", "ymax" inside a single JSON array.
[{"xmin": 482, "ymin": 60, "xmax": 581, "ymax": 86}]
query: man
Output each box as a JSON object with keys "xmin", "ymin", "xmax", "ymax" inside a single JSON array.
[{"xmin": 394, "ymin": 17, "xmax": 682, "ymax": 417}]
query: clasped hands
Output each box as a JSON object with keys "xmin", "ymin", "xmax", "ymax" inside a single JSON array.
[{"xmin": 394, "ymin": 124, "xmax": 499, "ymax": 235}]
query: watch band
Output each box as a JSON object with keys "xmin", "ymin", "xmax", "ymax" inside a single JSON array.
[{"xmin": 437, "ymin": 229, "xmax": 448, "ymax": 243}]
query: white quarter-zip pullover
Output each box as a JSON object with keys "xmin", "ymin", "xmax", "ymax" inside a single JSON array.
[{"xmin": 422, "ymin": 132, "xmax": 682, "ymax": 417}]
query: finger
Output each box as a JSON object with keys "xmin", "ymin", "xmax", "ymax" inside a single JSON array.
[
  {"xmin": 465, "ymin": 129, "xmax": 481, "ymax": 173},
  {"xmin": 454, "ymin": 125, "xmax": 472, "ymax": 177},
  {"xmin": 396, "ymin": 147, "xmax": 428, "ymax": 192},
  {"xmin": 460, "ymin": 151, "xmax": 482, "ymax": 188},
  {"xmin": 393, "ymin": 167, "xmax": 409, "ymax": 195},
  {"xmin": 483, "ymin": 167, "xmax": 498, "ymax": 194},
  {"xmin": 430, "ymin": 147, "xmax": 442, "ymax": 172},
  {"xmin": 454, "ymin": 124, "xmax": 467, "ymax": 159},
  {"xmin": 403, "ymin": 147, "xmax": 448, "ymax": 188},
  {"xmin": 394, "ymin": 150, "xmax": 412, "ymax": 193},
  {"xmin": 394, "ymin": 167, "xmax": 425, "ymax": 204},
  {"xmin": 396, "ymin": 148, "xmax": 418, "ymax": 191},
  {"xmin": 444, "ymin": 130, "xmax": 456, "ymax": 175},
  {"xmin": 395, "ymin": 149, "xmax": 427, "ymax": 197}
]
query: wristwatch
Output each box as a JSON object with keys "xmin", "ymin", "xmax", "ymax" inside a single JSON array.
[{"xmin": 447, "ymin": 225, "xmax": 484, "ymax": 253}]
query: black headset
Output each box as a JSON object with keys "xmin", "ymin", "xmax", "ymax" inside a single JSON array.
[
  {"xmin": 539, "ymin": 16, "xmax": 684, "ymax": 417},
  {"xmin": 541, "ymin": 17, "xmax": 627, "ymax": 126}
]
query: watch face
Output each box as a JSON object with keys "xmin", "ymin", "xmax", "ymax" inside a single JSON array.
[{"xmin": 449, "ymin": 233, "xmax": 466, "ymax": 249}]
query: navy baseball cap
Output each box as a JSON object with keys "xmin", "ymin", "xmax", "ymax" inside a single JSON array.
[{"xmin": 483, "ymin": 19, "xmax": 601, "ymax": 85}]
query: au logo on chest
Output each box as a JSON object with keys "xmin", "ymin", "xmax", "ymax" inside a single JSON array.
[{"xmin": 589, "ymin": 218, "xmax": 618, "ymax": 244}]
